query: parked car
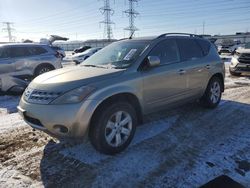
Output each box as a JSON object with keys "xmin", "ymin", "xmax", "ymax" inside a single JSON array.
[
  {"xmin": 229, "ymin": 42, "xmax": 250, "ymax": 76},
  {"xmin": 218, "ymin": 39, "xmax": 241, "ymax": 55},
  {"xmin": 18, "ymin": 33, "xmax": 225, "ymax": 155},
  {"xmin": 0, "ymin": 43, "xmax": 63, "ymax": 92},
  {"xmin": 72, "ymin": 46, "xmax": 91, "ymax": 55},
  {"xmin": 72, "ymin": 47, "xmax": 102, "ymax": 64}
]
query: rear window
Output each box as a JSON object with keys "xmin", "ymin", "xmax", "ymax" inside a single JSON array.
[
  {"xmin": 28, "ymin": 46, "xmax": 48, "ymax": 55},
  {"xmin": 196, "ymin": 39, "xmax": 211, "ymax": 56},
  {"xmin": 176, "ymin": 38, "xmax": 203, "ymax": 61}
]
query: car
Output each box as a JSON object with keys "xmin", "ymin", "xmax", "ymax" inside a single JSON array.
[
  {"xmin": 0, "ymin": 43, "xmax": 63, "ymax": 92},
  {"xmin": 229, "ymin": 42, "xmax": 250, "ymax": 76},
  {"xmin": 72, "ymin": 46, "xmax": 91, "ymax": 55},
  {"xmin": 72, "ymin": 47, "xmax": 102, "ymax": 64},
  {"xmin": 18, "ymin": 33, "xmax": 225, "ymax": 155},
  {"xmin": 218, "ymin": 39, "xmax": 241, "ymax": 55}
]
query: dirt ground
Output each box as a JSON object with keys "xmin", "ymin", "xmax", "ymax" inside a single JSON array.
[{"xmin": 0, "ymin": 63, "xmax": 250, "ymax": 188}]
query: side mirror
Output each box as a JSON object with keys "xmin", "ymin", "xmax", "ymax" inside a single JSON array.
[{"xmin": 147, "ymin": 56, "xmax": 160, "ymax": 68}]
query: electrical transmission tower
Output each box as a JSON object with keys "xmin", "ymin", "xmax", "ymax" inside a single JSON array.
[
  {"xmin": 124, "ymin": 0, "xmax": 140, "ymax": 38},
  {"xmin": 2, "ymin": 22, "xmax": 15, "ymax": 42},
  {"xmin": 100, "ymin": 0, "xmax": 115, "ymax": 40}
]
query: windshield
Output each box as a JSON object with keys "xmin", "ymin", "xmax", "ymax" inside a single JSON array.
[{"xmin": 82, "ymin": 40, "xmax": 149, "ymax": 69}]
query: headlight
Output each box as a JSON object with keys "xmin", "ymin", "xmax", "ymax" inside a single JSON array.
[
  {"xmin": 230, "ymin": 56, "xmax": 239, "ymax": 67},
  {"xmin": 51, "ymin": 86, "xmax": 95, "ymax": 104}
]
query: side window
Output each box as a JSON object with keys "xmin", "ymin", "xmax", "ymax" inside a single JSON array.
[
  {"xmin": 28, "ymin": 47, "xmax": 48, "ymax": 55},
  {"xmin": 0, "ymin": 47, "xmax": 9, "ymax": 58},
  {"xmin": 196, "ymin": 39, "xmax": 211, "ymax": 56},
  {"xmin": 176, "ymin": 38, "xmax": 203, "ymax": 61},
  {"xmin": 149, "ymin": 39, "xmax": 180, "ymax": 65},
  {"xmin": 10, "ymin": 47, "xmax": 31, "ymax": 58}
]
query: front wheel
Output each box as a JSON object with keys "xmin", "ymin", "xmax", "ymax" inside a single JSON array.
[
  {"xmin": 89, "ymin": 102, "xmax": 137, "ymax": 155},
  {"xmin": 200, "ymin": 77, "xmax": 222, "ymax": 108}
]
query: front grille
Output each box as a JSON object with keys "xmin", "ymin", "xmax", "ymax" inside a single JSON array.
[
  {"xmin": 24, "ymin": 88, "xmax": 62, "ymax": 104},
  {"xmin": 239, "ymin": 53, "xmax": 250, "ymax": 64}
]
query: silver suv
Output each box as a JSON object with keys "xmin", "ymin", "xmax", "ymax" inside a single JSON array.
[
  {"xmin": 0, "ymin": 43, "xmax": 62, "ymax": 92},
  {"xmin": 18, "ymin": 33, "xmax": 225, "ymax": 155}
]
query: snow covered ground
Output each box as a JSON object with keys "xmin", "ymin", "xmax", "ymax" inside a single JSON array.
[{"xmin": 0, "ymin": 62, "xmax": 250, "ymax": 187}]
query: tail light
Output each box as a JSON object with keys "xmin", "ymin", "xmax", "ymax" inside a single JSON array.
[{"xmin": 54, "ymin": 51, "xmax": 61, "ymax": 58}]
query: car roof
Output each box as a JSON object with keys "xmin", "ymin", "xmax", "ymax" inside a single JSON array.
[{"xmin": 0, "ymin": 43, "xmax": 49, "ymax": 47}]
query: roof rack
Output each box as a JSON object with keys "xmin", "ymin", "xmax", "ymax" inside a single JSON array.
[{"xmin": 157, "ymin": 33, "xmax": 201, "ymax": 39}]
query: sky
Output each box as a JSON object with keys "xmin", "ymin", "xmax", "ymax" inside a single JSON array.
[{"xmin": 0, "ymin": 0, "xmax": 250, "ymax": 42}]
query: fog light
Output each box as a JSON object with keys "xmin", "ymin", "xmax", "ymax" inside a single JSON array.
[{"xmin": 53, "ymin": 125, "xmax": 69, "ymax": 134}]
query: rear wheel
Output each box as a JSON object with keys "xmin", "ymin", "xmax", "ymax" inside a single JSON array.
[
  {"xmin": 200, "ymin": 77, "xmax": 222, "ymax": 108},
  {"xmin": 35, "ymin": 65, "xmax": 54, "ymax": 77},
  {"xmin": 89, "ymin": 102, "xmax": 137, "ymax": 155}
]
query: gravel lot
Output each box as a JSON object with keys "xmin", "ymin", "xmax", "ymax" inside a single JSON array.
[{"xmin": 0, "ymin": 62, "xmax": 250, "ymax": 187}]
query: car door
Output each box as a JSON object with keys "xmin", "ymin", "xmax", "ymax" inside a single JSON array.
[
  {"xmin": 10, "ymin": 46, "xmax": 32, "ymax": 75},
  {"xmin": 0, "ymin": 47, "xmax": 15, "ymax": 75},
  {"xmin": 176, "ymin": 38, "xmax": 210, "ymax": 96},
  {"xmin": 141, "ymin": 39, "xmax": 189, "ymax": 113}
]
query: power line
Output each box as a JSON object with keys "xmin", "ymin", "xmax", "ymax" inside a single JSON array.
[
  {"xmin": 2, "ymin": 22, "xmax": 15, "ymax": 42},
  {"xmin": 99, "ymin": 0, "xmax": 115, "ymax": 40},
  {"xmin": 124, "ymin": 0, "xmax": 140, "ymax": 37}
]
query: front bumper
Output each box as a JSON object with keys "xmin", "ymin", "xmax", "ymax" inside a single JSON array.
[
  {"xmin": 229, "ymin": 63, "xmax": 250, "ymax": 73},
  {"xmin": 18, "ymin": 97, "xmax": 100, "ymax": 139}
]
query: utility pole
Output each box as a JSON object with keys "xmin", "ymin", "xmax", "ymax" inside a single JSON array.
[
  {"xmin": 124, "ymin": 0, "xmax": 140, "ymax": 38},
  {"xmin": 100, "ymin": 0, "xmax": 115, "ymax": 40},
  {"xmin": 2, "ymin": 22, "xmax": 15, "ymax": 42},
  {"xmin": 202, "ymin": 21, "xmax": 205, "ymax": 35}
]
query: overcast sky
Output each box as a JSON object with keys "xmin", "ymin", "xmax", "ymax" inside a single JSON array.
[{"xmin": 0, "ymin": 0, "xmax": 250, "ymax": 42}]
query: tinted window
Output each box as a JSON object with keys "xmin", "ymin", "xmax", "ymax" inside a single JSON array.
[
  {"xmin": 149, "ymin": 39, "xmax": 180, "ymax": 65},
  {"xmin": 196, "ymin": 39, "xmax": 211, "ymax": 56},
  {"xmin": 0, "ymin": 47, "xmax": 11, "ymax": 58},
  {"xmin": 10, "ymin": 47, "xmax": 31, "ymax": 58},
  {"xmin": 28, "ymin": 47, "xmax": 48, "ymax": 55},
  {"xmin": 176, "ymin": 38, "xmax": 203, "ymax": 61}
]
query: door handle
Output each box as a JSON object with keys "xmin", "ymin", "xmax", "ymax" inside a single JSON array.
[
  {"xmin": 178, "ymin": 69, "xmax": 186, "ymax": 75},
  {"xmin": 205, "ymin": 65, "xmax": 210, "ymax": 69}
]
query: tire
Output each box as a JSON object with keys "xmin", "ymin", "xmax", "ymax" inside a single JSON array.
[
  {"xmin": 89, "ymin": 102, "xmax": 137, "ymax": 155},
  {"xmin": 229, "ymin": 69, "xmax": 241, "ymax": 76},
  {"xmin": 84, "ymin": 56, "xmax": 89, "ymax": 60},
  {"xmin": 35, "ymin": 65, "xmax": 54, "ymax": 77},
  {"xmin": 200, "ymin": 77, "xmax": 222, "ymax": 108}
]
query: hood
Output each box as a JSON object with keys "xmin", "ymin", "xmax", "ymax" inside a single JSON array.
[
  {"xmin": 236, "ymin": 48, "xmax": 250, "ymax": 54},
  {"xmin": 29, "ymin": 66, "xmax": 124, "ymax": 91}
]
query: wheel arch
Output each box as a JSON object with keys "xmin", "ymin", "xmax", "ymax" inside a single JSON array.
[
  {"xmin": 210, "ymin": 73, "xmax": 224, "ymax": 92},
  {"xmin": 90, "ymin": 92, "xmax": 143, "ymax": 128}
]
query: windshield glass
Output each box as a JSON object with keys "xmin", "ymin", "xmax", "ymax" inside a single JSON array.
[{"xmin": 81, "ymin": 40, "xmax": 149, "ymax": 69}]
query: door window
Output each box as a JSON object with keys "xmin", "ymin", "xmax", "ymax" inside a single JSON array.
[
  {"xmin": 10, "ymin": 47, "xmax": 31, "ymax": 58},
  {"xmin": 0, "ymin": 47, "xmax": 11, "ymax": 58},
  {"xmin": 149, "ymin": 39, "xmax": 180, "ymax": 65},
  {"xmin": 176, "ymin": 38, "xmax": 203, "ymax": 61}
]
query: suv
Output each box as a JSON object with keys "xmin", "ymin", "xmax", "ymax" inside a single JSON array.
[
  {"xmin": 0, "ymin": 43, "xmax": 62, "ymax": 92},
  {"xmin": 229, "ymin": 42, "xmax": 250, "ymax": 76},
  {"xmin": 18, "ymin": 33, "xmax": 225, "ymax": 155}
]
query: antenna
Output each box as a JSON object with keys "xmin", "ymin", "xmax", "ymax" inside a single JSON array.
[
  {"xmin": 124, "ymin": 0, "xmax": 140, "ymax": 38},
  {"xmin": 99, "ymin": 0, "xmax": 115, "ymax": 40}
]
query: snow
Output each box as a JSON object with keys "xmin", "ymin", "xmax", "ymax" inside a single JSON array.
[{"xmin": 60, "ymin": 116, "xmax": 178, "ymax": 164}]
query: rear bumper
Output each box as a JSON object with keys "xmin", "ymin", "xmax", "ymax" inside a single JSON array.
[{"xmin": 18, "ymin": 97, "xmax": 100, "ymax": 139}]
